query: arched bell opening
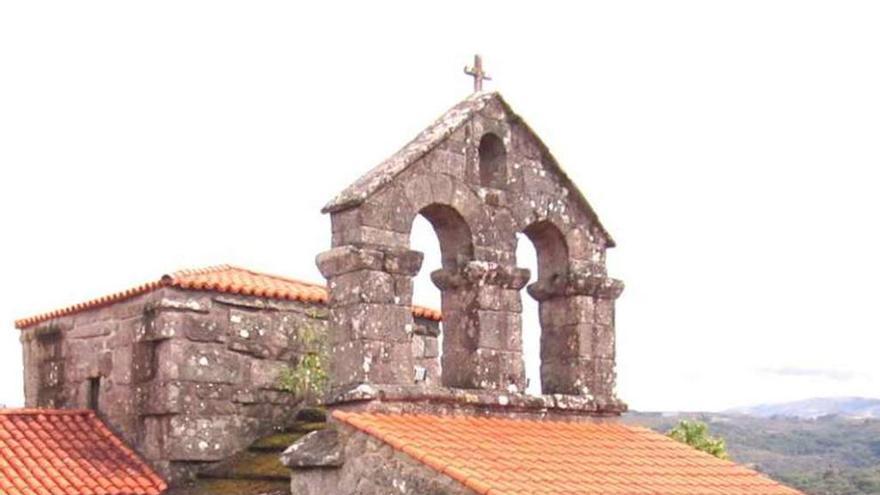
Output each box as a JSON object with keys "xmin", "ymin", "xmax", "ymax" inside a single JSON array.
[
  {"xmin": 478, "ymin": 133, "xmax": 507, "ymax": 188},
  {"xmin": 411, "ymin": 203, "xmax": 477, "ymax": 389},
  {"xmin": 520, "ymin": 220, "xmax": 577, "ymax": 395},
  {"xmin": 522, "ymin": 220, "xmax": 569, "ymax": 285}
]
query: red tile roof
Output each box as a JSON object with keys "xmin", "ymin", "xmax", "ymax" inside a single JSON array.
[
  {"xmin": 0, "ymin": 409, "xmax": 167, "ymax": 495},
  {"xmin": 15, "ymin": 265, "xmax": 442, "ymax": 329},
  {"xmin": 334, "ymin": 411, "xmax": 805, "ymax": 495}
]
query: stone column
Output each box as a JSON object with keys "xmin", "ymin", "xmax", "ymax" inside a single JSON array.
[
  {"xmin": 432, "ymin": 261, "xmax": 530, "ymax": 392},
  {"xmin": 528, "ymin": 268, "xmax": 624, "ymax": 404},
  {"xmin": 316, "ymin": 244, "xmax": 423, "ymax": 395}
]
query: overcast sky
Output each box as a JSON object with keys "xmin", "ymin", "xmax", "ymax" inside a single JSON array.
[{"xmin": 1, "ymin": 1, "xmax": 878, "ymax": 412}]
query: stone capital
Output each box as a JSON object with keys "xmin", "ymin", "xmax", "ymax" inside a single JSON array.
[
  {"xmin": 430, "ymin": 261, "xmax": 530, "ymax": 291},
  {"xmin": 527, "ymin": 270, "xmax": 624, "ymax": 301}
]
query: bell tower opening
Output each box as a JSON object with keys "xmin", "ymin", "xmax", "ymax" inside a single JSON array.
[{"xmin": 478, "ymin": 133, "xmax": 507, "ymax": 188}]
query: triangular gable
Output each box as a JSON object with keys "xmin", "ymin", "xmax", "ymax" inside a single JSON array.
[{"xmin": 322, "ymin": 91, "xmax": 615, "ymax": 247}]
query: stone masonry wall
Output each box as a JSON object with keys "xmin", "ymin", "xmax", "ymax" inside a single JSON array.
[
  {"xmin": 290, "ymin": 424, "xmax": 475, "ymax": 495},
  {"xmin": 20, "ymin": 286, "xmax": 442, "ymax": 484},
  {"xmin": 20, "ymin": 292, "xmax": 151, "ymax": 444},
  {"xmin": 137, "ymin": 287, "xmax": 317, "ymax": 482}
]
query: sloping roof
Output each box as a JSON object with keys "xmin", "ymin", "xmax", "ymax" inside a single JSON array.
[
  {"xmin": 15, "ymin": 265, "xmax": 441, "ymax": 329},
  {"xmin": 321, "ymin": 91, "xmax": 615, "ymax": 246},
  {"xmin": 334, "ymin": 411, "xmax": 805, "ymax": 495},
  {"xmin": 0, "ymin": 409, "xmax": 167, "ymax": 495}
]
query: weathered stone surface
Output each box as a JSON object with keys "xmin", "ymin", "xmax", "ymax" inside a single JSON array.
[
  {"xmin": 431, "ymin": 262, "xmax": 530, "ymax": 291},
  {"xmin": 328, "ymin": 270, "xmax": 395, "ymax": 306},
  {"xmin": 290, "ymin": 426, "xmax": 475, "ymax": 495},
  {"xmin": 20, "ymin": 91, "xmax": 629, "ymax": 494},
  {"xmin": 316, "ymin": 245, "xmax": 385, "ymax": 277},
  {"xmin": 331, "ymin": 225, "xmax": 409, "ymax": 248},
  {"xmin": 280, "ymin": 429, "xmax": 343, "ymax": 468},
  {"xmin": 165, "ymin": 415, "xmax": 259, "ymax": 462},
  {"xmin": 319, "ymin": 91, "xmax": 624, "ymax": 408},
  {"xmin": 67, "ymin": 320, "xmax": 116, "ymax": 339},
  {"xmin": 250, "ymin": 359, "xmax": 288, "ymax": 391},
  {"xmin": 19, "ymin": 286, "xmax": 346, "ymax": 484},
  {"xmin": 154, "ymin": 295, "xmax": 212, "ymax": 314},
  {"xmin": 161, "ymin": 340, "xmax": 245, "ymax": 384}
]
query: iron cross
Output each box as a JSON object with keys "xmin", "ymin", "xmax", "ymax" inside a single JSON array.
[{"xmin": 464, "ymin": 54, "xmax": 492, "ymax": 92}]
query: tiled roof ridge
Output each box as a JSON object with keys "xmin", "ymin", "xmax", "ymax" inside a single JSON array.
[
  {"xmin": 163, "ymin": 263, "xmax": 236, "ymax": 280},
  {"xmin": 167, "ymin": 264, "xmax": 326, "ymax": 291},
  {"xmin": 333, "ymin": 411, "xmax": 805, "ymax": 495},
  {"xmin": 15, "ymin": 264, "xmax": 441, "ymax": 329},
  {"xmin": 14, "ymin": 278, "xmax": 166, "ymax": 329}
]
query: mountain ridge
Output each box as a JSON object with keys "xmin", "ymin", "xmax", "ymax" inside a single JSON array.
[{"xmin": 725, "ymin": 396, "xmax": 880, "ymax": 419}]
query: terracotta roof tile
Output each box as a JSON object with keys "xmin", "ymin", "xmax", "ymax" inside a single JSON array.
[
  {"xmin": 0, "ymin": 409, "xmax": 166, "ymax": 495},
  {"xmin": 333, "ymin": 411, "xmax": 805, "ymax": 495},
  {"xmin": 15, "ymin": 264, "xmax": 441, "ymax": 329}
]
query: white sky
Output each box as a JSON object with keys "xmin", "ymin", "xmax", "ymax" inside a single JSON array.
[{"xmin": 1, "ymin": 1, "xmax": 878, "ymax": 412}]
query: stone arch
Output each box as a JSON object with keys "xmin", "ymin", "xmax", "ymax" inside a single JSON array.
[
  {"xmin": 401, "ymin": 174, "xmax": 494, "ymax": 244},
  {"xmin": 319, "ymin": 92, "xmax": 622, "ymax": 405},
  {"xmin": 521, "ymin": 220, "xmax": 569, "ymax": 284},
  {"xmin": 478, "ymin": 132, "xmax": 507, "ymax": 188},
  {"xmin": 518, "ymin": 220, "xmax": 574, "ymax": 395},
  {"xmin": 413, "ymin": 204, "xmax": 480, "ymax": 389},
  {"xmin": 418, "ymin": 204, "xmax": 474, "ymax": 270}
]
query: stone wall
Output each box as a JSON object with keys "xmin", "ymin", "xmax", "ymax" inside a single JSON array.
[
  {"xmin": 289, "ymin": 423, "xmax": 475, "ymax": 495},
  {"xmin": 21, "ymin": 292, "xmax": 151, "ymax": 445},
  {"xmin": 20, "ymin": 286, "xmax": 443, "ymax": 484}
]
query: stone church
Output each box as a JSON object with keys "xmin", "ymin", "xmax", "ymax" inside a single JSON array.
[{"xmin": 11, "ymin": 69, "xmax": 804, "ymax": 495}]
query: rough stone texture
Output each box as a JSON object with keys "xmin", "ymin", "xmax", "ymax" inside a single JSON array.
[
  {"xmin": 289, "ymin": 423, "xmax": 475, "ymax": 495},
  {"xmin": 19, "ymin": 286, "xmax": 440, "ymax": 485},
  {"xmin": 319, "ymin": 91, "xmax": 624, "ymax": 408},
  {"xmin": 329, "ymin": 384, "xmax": 625, "ymax": 418},
  {"xmin": 280, "ymin": 429, "xmax": 343, "ymax": 468}
]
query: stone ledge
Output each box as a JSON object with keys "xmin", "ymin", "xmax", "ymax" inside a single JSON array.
[
  {"xmin": 431, "ymin": 262, "xmax": 531, "ymax": 291},
  {"xmin": 317, "ymin": 245, "xmax": 424, "ymax": 278},
  {"xmin": 527, "ymin": 271, "xmax": 624, "ymax": 301},
  {"xmin": 280, "ymin": 430, "xmax": 343, "ymax": 469},
  {"xmin": 326, "ymin": 384, "xmax": 627, "ymax": 418}
]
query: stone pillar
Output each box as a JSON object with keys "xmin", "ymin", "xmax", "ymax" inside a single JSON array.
[
  {"xmin": 528, "ymin": 268, "xmax": 624, "ymax": 404},
  {"xmin": 317, "ymin": 244, "xmax": 423, "ymax": 395},
  {"xmin": 432, "ymin": 261, "xmax": 530, "ymax": 392}
]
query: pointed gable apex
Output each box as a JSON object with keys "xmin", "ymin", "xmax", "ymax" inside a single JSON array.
[{"xmin": 322, "ymin": 91, "xmax": 615, "ymax": 247}]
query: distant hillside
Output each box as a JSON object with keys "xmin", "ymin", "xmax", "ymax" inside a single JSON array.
[
  {"xmin": 728, "ymin": 397, "xmax": 880, "ymax": 419},
  {"xmin": 626, "ymin": 411, "xmax": 880, "ymax": 495}
]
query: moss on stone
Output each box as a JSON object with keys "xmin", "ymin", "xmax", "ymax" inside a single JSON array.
[
  {"xmin": 183, "ymin": 420, "xmax": 328, "ymax": 493},
  {"xmin": 250, "ymin": 432, "xmax": 304, "ymax": 451},
  {"xmin": 293, "ymin": 422, "xmax": 327, "ymax": 434},
  {"xmin": 295, "ymin": 407, "xmax": 327, "ymax": 423},
  {"xmin": 201, "ymin": 451, "xmax": 290, "ymax": 481},
  {"xmin": 168, "ymin": 478, "xmax": 289, "ymax": 495}
]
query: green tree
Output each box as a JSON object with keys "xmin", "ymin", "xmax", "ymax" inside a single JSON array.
[{"xmin": 667, "ymin": 420, "xmax": 729, "ymax": 460}]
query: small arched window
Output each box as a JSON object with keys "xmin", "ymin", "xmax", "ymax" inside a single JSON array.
[{"xmin": 478, "ymin": 133, "xmax": 506, "ymax": 188}]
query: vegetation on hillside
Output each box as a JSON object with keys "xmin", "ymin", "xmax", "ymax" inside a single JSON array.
[
  {"xmin": 667, "ymin": 420, "xmax": 729, "ymax": 459},
  {"xmin": 627, "ymin": 412, "xmax": 880, "ymax": 495}
]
